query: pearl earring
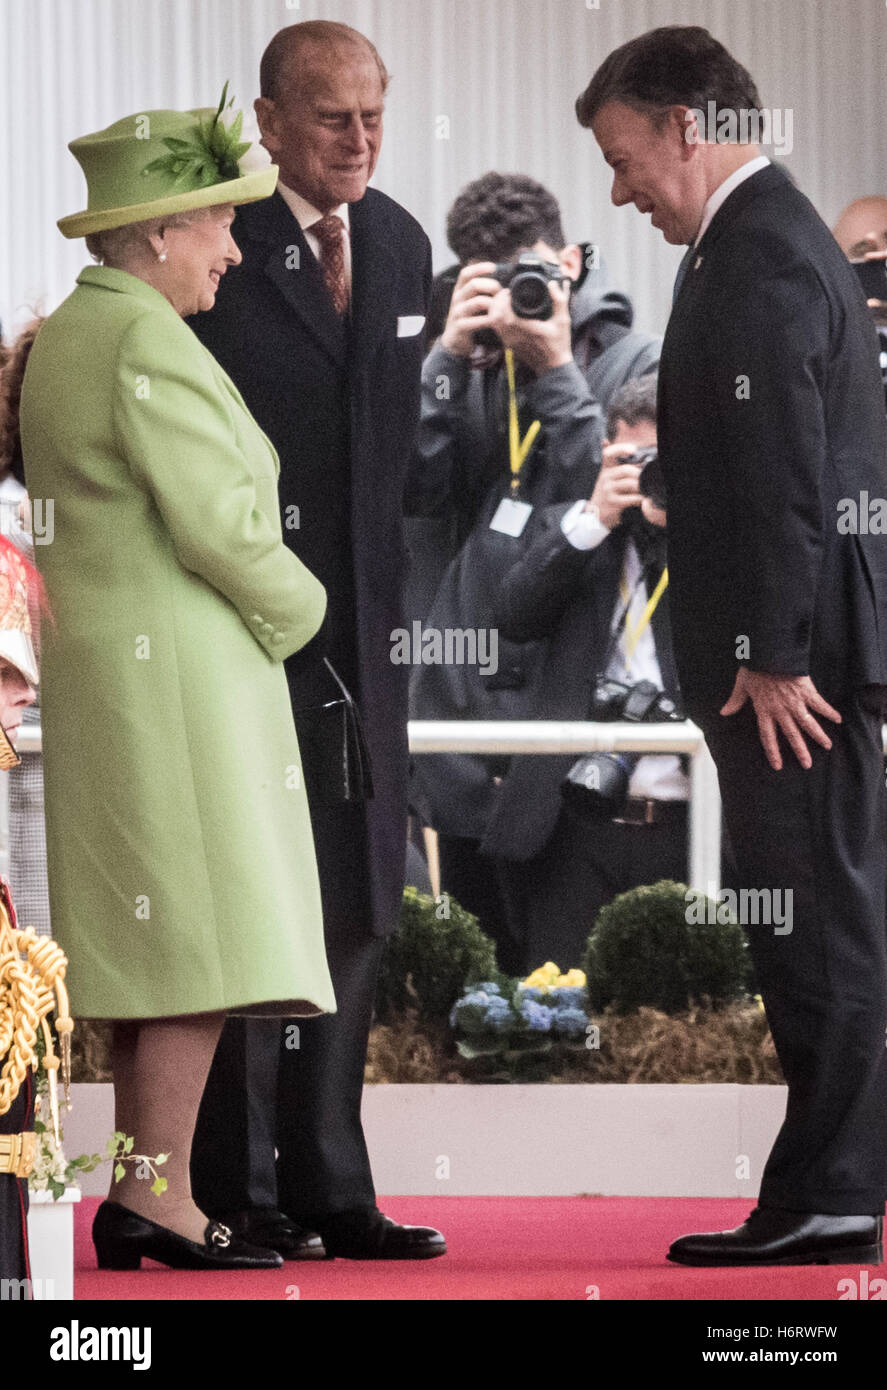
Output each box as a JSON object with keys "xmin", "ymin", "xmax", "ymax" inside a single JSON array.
[{"xmin": 158, "ymin": 251, "xmax": 167, "ymax": 263}]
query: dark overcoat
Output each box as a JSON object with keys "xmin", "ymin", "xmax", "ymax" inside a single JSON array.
[{"xmin": 191, "ymin": 189, "xmax": 432, "ymax": 936}]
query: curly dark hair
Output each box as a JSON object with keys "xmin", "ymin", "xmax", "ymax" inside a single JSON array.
[
  {"xmin": 576, "ymin": 25, "xmax": 762, "ymax": 129},
  {"xmin": 606, "ymin": 372, "xmax": 658, "ymax": 440},
  {"xmin": 446, "ymin": 172, "xmax": 567, "ymax": 266}
]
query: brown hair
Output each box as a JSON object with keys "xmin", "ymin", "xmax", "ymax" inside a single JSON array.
[
  {"xmin": 576, "ymin": 25, "xmax": 761, "ymax": 130},
  {"xmin": 0, "ymin": 318, "xmax": 44, "ymax": 484}
]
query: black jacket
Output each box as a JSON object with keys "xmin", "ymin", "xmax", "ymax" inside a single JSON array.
[
  {"xmin": 479, "ymin": 504, "xmax": 678, "ymax": 860},
  {"xmin": 189, "ymin": 188, "xmax": 432, "ymax": 937},
  {"xmin": 406, "ymin": 263, "xmax": 660, "ymax": 838},
  {"xmin": 658, "ymin": 163, "xmax": 887, "ymax": 717}
]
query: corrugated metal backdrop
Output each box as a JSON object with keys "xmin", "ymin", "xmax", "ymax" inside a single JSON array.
[{"xmin": 2, "ymin": 0, "xmax": 886, "ymax": 339}]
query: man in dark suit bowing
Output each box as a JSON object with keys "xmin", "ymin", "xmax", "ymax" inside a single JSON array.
[
  {"xmin": 189, "ymin": 20, "xmax": 444, "ymax": 1260},
  {"xmin": 578, "ymin": 25, "xmax": 887, "ymax": 1265}
]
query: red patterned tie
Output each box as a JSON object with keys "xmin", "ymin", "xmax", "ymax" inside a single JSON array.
[{"xmin": 313, "ymin": 213, "xmax": 349, "ymax": 315}]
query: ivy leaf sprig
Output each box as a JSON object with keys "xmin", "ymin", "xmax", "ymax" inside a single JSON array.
[{"xmin": 142, "ymin": 81, "xmax": 252, "ymax": 187}]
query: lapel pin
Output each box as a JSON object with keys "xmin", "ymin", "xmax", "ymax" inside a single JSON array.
[{"xmin": 694, "ymin": 255, "xmax": 703, "ymax": 271}]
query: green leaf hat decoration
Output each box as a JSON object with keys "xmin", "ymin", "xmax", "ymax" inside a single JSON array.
[{"xmin": 142, "ymin": 82, "xmax": 252, "ymax": 187}]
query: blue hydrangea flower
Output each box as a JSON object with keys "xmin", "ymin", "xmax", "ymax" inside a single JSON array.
[
  {"xmin": 450, "ymin": 990, "xmax": 514, "ymax": 1034},
  {"xmin": 449, "ymin": 990, "xmax": 491, "ymax": 1030},
  {"xmin": 472, "ymin": 981, "xmax": 501, "ymax": 995},
  {"xmin": 549, "ymin": 1006, "xmax": 589, "ymax": 1038},
  {"xmin": 518, "ymin": 999, "xmax": 554, "ymax": 1032},
  {"xmin": 548, "ymin": 986, "xmax": 587, "ymax": 1010},
  {"xmin": 483, "ymin": 995, "xmax": 515, "ymax": 1032},
  {"xmin": 517, "ymin": 986, "xmax": 546, "ymax": 1004}
]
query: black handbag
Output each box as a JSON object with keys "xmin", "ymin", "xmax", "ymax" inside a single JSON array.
[{"xmin": 292, "ymin": 657, "xmax": 374, "ymax": 806}]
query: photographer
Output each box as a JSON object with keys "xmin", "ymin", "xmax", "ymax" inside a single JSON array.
[
  {"xmin": 481, "ymin": 374, "xmax": 688, "ymax": 973},
  {"xmin": 405, "ymin": 173, "xmax": 659, "ymax": 965}
]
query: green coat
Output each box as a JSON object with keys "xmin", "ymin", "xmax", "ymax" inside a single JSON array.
[{"xmin": 20, "ymin": 265, "xmax": 336, "ymax": 1020}]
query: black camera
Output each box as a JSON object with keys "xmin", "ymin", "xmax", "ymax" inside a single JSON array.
[
  {"xmin": 563, "ymin": 677, "xmax": 684, "ymax": 818},
  {"xmin": 852, "ymin": 256, "xmax": 887, "ymax": 304},
  {"xmin": 492, "ymin": 253, "xmax": 569, "ymax": 321},
  {"xmin": 589, "ymin": 676, "xmax": 682, "ymax": 724},
  {"xmin": 634, "ymin": 446, "xmax": 667, "ymax": 511}
]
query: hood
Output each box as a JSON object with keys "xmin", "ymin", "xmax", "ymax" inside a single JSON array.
[{"xmin": 569, "ymin": 245, "xmax": 636, "ymax": 338}]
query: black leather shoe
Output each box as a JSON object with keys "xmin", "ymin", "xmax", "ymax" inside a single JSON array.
[
  {"xmin": 314, "ymin": 1207, "xmax": 447, "ymax": 1260},
  {"xmin": 667, "ymin": 1208, "xmax": 884, "ymax": 1266},
  {"xmin": 213, "ymin": 1206, "xmax": 326, "ymax": 1260},
  {"xmin": 93, "ymin": 1200, "xmax": 284, "ymax": 1270}
]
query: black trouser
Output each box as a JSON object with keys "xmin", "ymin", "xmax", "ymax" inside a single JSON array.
[
  {"xmin": 698, "ymin": 690, "xmax": 887, "ymax": 1214},
  {"xmin": 495, "ymin": 801, "xmax": 688, "ymax": 977},
  {"xmin": 436, "ymin": 832, "xmax": 521, "ymax": 974},
  {"xmin": 192, "ymin": 802, "xmax": 383, "ymax": 1224}
]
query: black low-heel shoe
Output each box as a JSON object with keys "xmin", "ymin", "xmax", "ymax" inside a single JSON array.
[{"xmin": 93, "ymin": 1201, "xmax": 284, "ymax": 1271}]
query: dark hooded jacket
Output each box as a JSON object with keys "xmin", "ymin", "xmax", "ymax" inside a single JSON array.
[{"xmin": 404, "ymin": 255, "xmax": 661, "ymax": 839}]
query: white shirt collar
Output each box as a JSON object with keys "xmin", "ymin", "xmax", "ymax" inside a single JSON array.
[
  {"xmin": 276, "ymin": 181, "xmax": 350, "ymax": 235},
  {"xmin": 693, "ymin": 155, "xmax": 771, "ymax": 247}
]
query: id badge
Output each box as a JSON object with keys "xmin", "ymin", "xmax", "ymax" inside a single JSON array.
[{"xmin": 489, "ymin": 497, "xmax": 533, "ymax": 537}]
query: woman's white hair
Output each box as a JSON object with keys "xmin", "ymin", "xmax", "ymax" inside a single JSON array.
[{"xmin": 85, "ymin": 207, "xmax": 215, "ymax": 266}]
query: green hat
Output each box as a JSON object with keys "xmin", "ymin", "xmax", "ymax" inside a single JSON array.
[{"xmin": 58, "ymin": 83, "xmax": 278, "ymax": 238}]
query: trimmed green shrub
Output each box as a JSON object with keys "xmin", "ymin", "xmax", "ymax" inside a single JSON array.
[
  {"xmin": 375, "ymin": 886, "xmax": 499, "ymax": 1026},
  {"xmin": 583, "ymin": 880, "xmax": 749, "ymax": 1014}
]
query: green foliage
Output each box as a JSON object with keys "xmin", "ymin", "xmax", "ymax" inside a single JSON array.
[
  {"xmin": 142, "ymin": 82, "xmax": 250, "ymax": 186},
  {"xmin": 375, "ymin": 887, "xmax": 498, "ymax": 1026},
  {"xmin": 584, "ymin": 880, "xmax": 749, "ymax": 1015}
]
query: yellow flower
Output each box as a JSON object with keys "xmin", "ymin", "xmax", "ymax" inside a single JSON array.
[
  {"xmin": 555, "ymin": 969, "xmax": 587, "ymax": 988},
  {"xmin": 522, "ymin": 961, "xmax": 562, "ymax": 991}
]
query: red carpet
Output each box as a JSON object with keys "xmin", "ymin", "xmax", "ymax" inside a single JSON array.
[{"xmin": 72, "ymin": 1196, "xmax": 886, "ymax": 1301}]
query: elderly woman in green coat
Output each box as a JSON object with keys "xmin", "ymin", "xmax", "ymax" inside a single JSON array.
[{"xmin": 20, "ymin": 91, "xmax": 335, "ymax": 1271}]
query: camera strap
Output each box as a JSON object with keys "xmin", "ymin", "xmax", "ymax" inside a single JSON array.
[
  {"xmin": 505, "ymin": 348, "xmax": 541, "ymax": 493},
  {"xmin": 621, "ymin": 565, "xmax": 669, "ymax": 670},
  {"xmin": 599, "ymin": 554, "xmax": 669, "ymax": 679}
]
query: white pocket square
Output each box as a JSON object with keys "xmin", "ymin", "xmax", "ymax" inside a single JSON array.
[{"xmin": 397, "ymin": 315, "xmax": 426, "ymax": 338}]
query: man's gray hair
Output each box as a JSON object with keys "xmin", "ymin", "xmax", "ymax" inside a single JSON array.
[{"xmin": 259, "ymin": 21, "xmax": 390, "ymax": 103}]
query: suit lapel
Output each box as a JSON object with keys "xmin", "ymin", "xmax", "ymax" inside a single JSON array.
[
  {"xmin": 349, "ymin": 192, "xmax": 398, "ymax": 369},
  {"xmin": 245, "ymin": 192, "xmax": 347, "ymax": 365},
  {"xmin": 690, "ymin": 163, "xmax": 789, "ymax": 272}
]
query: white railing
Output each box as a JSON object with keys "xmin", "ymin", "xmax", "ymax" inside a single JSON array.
[
  {"xmin": 408, "ymin": 719, "xmax": 721, "ymax": 893},
  {"xmin": 8, "ymin": 719, "xmax": 886, "ymax": 897}
]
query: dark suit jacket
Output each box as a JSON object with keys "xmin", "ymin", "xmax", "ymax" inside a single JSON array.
[
  {"xmin": 480, "ymin": 504, "xmax": 679, "ymax": 860},
  {"xmin": 658, "ymin": 163, "xmax": 887, "ymax": 718},
  {"xmin": 189, "ymin": 188, "xmax": 432, "ymax": 936}
]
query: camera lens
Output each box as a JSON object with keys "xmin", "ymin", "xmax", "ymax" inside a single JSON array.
[{"xmin": 510, "ymin": 272, "xmax": 553, "ymax": 319}]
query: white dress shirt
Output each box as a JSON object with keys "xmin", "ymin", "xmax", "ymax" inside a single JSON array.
[
  {"xmin": 561, "ymin": 501, "xmax": 689, "ymax": 801},
  {"xmin": 693, "ymin": 155, "xmax": 771, "ymax": 247},
  {"xmin": 276, "ymin": 181, "xmax": 353, "ymax": 298}
]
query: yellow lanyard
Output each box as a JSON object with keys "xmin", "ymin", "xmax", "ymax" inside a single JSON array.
[
  {"xmin": 619, "ymin": 564, "xmax": 669, "ymax": 671},
  {"xmin": 505, "ymin": 349, "xmax": 541, "ymax": 493}
]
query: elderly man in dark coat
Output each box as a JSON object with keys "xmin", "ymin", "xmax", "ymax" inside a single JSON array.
[{"xmin": 189, "ymin": 21, "xmax": 443, "ymax": 1260}]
